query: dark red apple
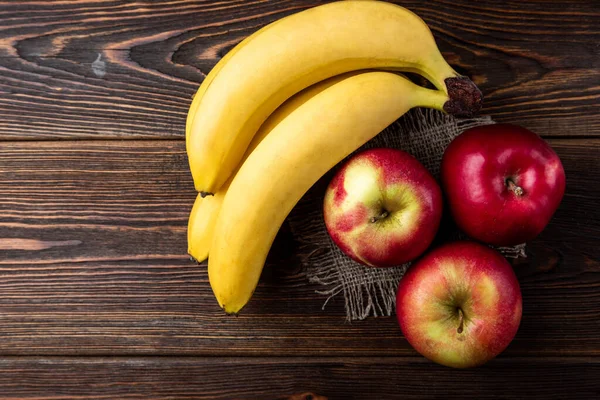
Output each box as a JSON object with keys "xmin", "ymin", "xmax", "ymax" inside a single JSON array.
[
  {"xmin": 396, "ymin": 241, "xmax": 522, "ymax": 368},
  {"xmin": 323, "ymin": 148, "xmax": 442, "ymax": 267},
  {"xmin": 441, "ymin": 124, "xmax": 565, "ymax": 246}
]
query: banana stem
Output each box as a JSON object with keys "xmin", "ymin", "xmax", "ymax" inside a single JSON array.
[
  {"xmin": 443, "ymin": 77, "xmax": 483, "ymax": 117},
  {"xmin": 412, "ymin": 78, "xmax": 483, "ymax": 118},
  {"xmin": 418, "ymin": 66, "xmax": 457, "ymax": 95},
  {"xmin": 415, "ymin": 59, "xmax": 483, "ymax": 117},
  {"xmin": 411, "ymin": 87, "xmax": 449, "ymax": 113}
]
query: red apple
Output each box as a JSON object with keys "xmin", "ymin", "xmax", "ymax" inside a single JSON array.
[
  {"xmin": 323, "ymin": 148, "xmax": 442, "ymax": 267},
  {"xmin": 441, "ymin": 123, "xmax": 565, "ymax": 246},
  {"xmin": 396, "ymin": 241, "xmax": 522, "ymax": 368}
]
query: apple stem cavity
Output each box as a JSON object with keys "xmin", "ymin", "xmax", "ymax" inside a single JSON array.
[
  {"xmin": 457, "ymin": 308, "xmax": 465, "ymax": 334},
  {"xmin": 506, "ymin": 178, "xmax": 524, "ymax": 197},
  {"xmin": 370, "ymin": 210, "xmax": 389, "ymax": 223}
]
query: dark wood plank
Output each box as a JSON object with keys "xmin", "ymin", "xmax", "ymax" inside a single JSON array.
[
  {"xmin": 405, "ymin": 0, "xmax": 600, "ymax": 136},
  {"xmin": 0, "ymin": 138, "xmax": 598, "ymax": 356},
  {"xmin": 0, "ymin": 0, "xmax": 597, "ymax": 140},
  {"xmin": 0, "ymin": 356, "xmax": 597, "ymax": 399}
]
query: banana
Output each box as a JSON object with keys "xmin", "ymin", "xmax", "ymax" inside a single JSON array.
[
  {"xmin": 187, "ymin": 193, "xmax": 219, "ymax": 262},
  {"xmin": 186, "ymin": 42, "xmax": 259, "ymax": 262},
  {"xmin": 185, "ymin": 16, "xmax": 290, "ymax": 141},
  {"xmin": 187, "ymin": 75, "xmax": 339, "ymax": 262},
  {"xmin": 208, "ymin": 71, "xmax": 453, "ymax": 314},
  {"xmin": 187, "ymin": 19, "xmax": 295, "ymax": 262},
  {"xmin": 187, "ymin": 0, "xmax": 481, "ymax": 195}
]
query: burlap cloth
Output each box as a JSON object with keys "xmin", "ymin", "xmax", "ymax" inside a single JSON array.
[{"xmin": 287, "ymin": 109, "xmax": 527, "ymax": 321}]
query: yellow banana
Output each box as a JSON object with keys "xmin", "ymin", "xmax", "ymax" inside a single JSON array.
[
  {"xmin": 186, "ymin": 44, "xmax": 251, "ymax": 262},
  {"xmin": 187, "ymin": 75, "xmax": 339, "ymax": 262},
  {"xmin": 187, "ymin": 193, "xmax": 219, "ymax": 262},
  {"xmin": 185, "ymin": 16, "xmax": 290, "ymax": 141},
  {"xmin": 208, "ymin": 71, "xmax": 454, "ymax": 314},
  {"xmin": 188, "ymin": 0, "xmax": 481, "ymax": 195},
  {"xmin": 187, "ymin": 18, "xmax": 296, "ymax": 262}
]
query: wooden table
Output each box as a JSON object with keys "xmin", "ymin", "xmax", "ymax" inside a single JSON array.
[{"xmin": 0, "ymin": 1, "xmax": 598, "ymax": 398}]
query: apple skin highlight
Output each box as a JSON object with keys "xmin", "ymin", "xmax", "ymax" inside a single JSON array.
[
  {"xmin": 324, "ymin": 148, "xmax": 442, "ymax": 267},
  {"xmin": 396, "ymin": 241, "xmax": 522, "ymax": 368}
]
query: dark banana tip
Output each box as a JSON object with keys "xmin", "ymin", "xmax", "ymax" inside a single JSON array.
[
  {"xmin": 199, "ymin": 191, "xmax": 214, "ymax": 198},
  {"xmin": 223, "ymin": 308, "xmax": 239, "ymax": 317},
  {"xmin": 443, "ymin": 76, "xmax": 483, "ymax": 118}
]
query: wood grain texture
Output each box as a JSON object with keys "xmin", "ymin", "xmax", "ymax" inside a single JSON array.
[
  {"xmin": 0, "ymin": 0, "xmax": 598, "ymax": 140},
  {"xmin": 0, "ymin": 138, "xmax": 597, "ymax": 356},
  {"xmin": 0, "ymin": 357, "xmax": 597, "ymax": 400}
]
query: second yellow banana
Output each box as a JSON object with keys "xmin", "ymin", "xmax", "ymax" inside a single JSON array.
[
  {"xmin": 208, "ymin": 71, "xmax": 451, "ymax": 314},
  {"xmin": 187, "ymin": 75, "xmax": 343, "ymax": 262}
]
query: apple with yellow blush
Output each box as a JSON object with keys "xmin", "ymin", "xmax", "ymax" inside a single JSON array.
[
  {"xmin": 323, "ymin": 148, "xmax": 442, "ymax": 267},
  {"xmin": 396, "ymin": 241, "xmax": 522, "ymax": 368}
]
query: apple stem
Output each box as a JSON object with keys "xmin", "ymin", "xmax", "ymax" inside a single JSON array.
[
  {"xmin": 370, "ymin": 210, "xmax": 389, "ymax": 223},
  {"xmin": 506, "ymin": 179, "xmax": 524, "ymax": 197},
  {"xmin": 457, "ymin": 308, "xmax": 464, "ymax": 334}
]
